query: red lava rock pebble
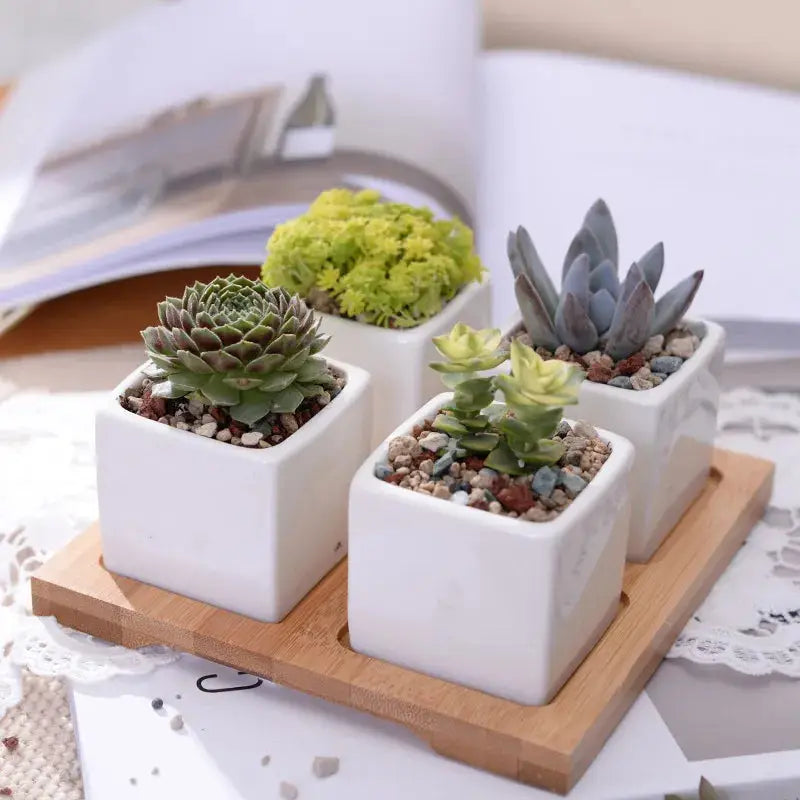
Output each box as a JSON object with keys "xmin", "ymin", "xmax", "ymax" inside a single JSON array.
[
  {"xmin": 384, "ymin": 473, "xmax": 405, "ymax": 485},
  {"xmin": 614, "ymin": 353, "xmax": 646, "ymax": 376},
  {"xmin": 470, "ymin": 499, "xmax": 490, "ymax": 511},
  {"xmin": 1, "ymin": 737, "xmax": 17, "ymax": 753},
  {"xmin": 0, "ymin": 788, "xmax": 12, "ymax": 796},
  {"xmin": 465, "ymin": 456, "xmax": 485, "ymax": 471},
  {"xmin": 586, "ymin": 362, "xmax": 614, "ymax": 383},
  {"xmin": 496, "ymin": 484, "xmax": 536, "ymax": 514},
  {"xmin": 412, "ymin": 425, "xmax": 423, "ymax": 437}
]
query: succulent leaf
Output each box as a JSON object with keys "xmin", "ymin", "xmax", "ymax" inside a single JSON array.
[
  {"xmin": 651, "ymin": 270, "xmax": 704, "ymax": 336},
  {"xmin": 514, "ymin": 275, "xmax": 560, "ymax": 351},
  {"xmin": 563, "ymin": 225, "xmax": 604, "ymax": 279},
  {"xmin": 588, "ymin": 288, "xmax": 616, "ymax": 334},
  {"xmin": 141, "ymin": 275, "xmax": 331, "ymax": 424},
  {"xmin": 637, "ymin": 242, "xmax": 665, "ymax": 292},
  {"xmin": 588, "ymin": 259, "xmax": 619, "ymax": 299},
  {"xmin": 562, "ymin": 253, "xmax": 592, "ymax": 310},
  {"xmin": 555, "ymin": 292, "xmax": 599, "ymax": 354},
  {"xmin": 605, "ymin": 280, "xmax": 655, "ymax": 360},
  {"xmin": 582, "ymin": 199, "xmax": 618, "ymax": 267},
  {"xmin": 508, "ymin": 226, "xmax": 559, "ymax": 320}
]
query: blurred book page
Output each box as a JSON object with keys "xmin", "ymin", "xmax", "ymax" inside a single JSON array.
[
  {"xmin": 478, "ymin": 51, "xmax": 800, "ymax": 336},
  {"xmin": 0, "ymin": 0, "xmax": 478, "ymax": 308}
]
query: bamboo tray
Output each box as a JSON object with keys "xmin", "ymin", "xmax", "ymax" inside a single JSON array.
[{"xmin": 31, "ymin": 448, "xmax": 773, "ymax": 794}]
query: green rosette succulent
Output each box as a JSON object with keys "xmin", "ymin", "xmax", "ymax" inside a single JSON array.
[{"xmin": 141, "ymin": 274, "xmax": 334, "ymax": 425}]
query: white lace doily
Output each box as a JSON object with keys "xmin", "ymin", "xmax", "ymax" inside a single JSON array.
[
  {"xmin": 667, "ymin": 388, "xmax": 800, "ymax": 676},
  {"xmin": 0, "ymin": 391, "xmax": 178, "ymax": 718},
  {"xmin": 0, "ymin": 385, "xmax": 798, "ymax": 718}
]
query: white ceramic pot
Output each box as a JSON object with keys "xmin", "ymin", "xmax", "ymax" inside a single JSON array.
[
  {"xmin": 501, "ymin": 315, "xmax": 726, "ymax": 562},
  {"xmin": 347, "ymin": 393, "xmax": 634, "ymax": 706},
  {"xmin": 96, "ymin": 358, "xmax": 371, "ymax": 623},
  {"xmin": 318, "ymin": 280, "xmax": 491, "ymax": 446}
]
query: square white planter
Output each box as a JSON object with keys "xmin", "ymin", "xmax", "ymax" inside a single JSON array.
[
  {"xmin": 348, "ymin": 393, "xmax": 634, "ymax": 706},
  {"xmin": 96, "ymin": 358, "xmax": 371, "ymax": 623},
  {"xmin": 501, "ymin": 315, "xmax": 726, "ymax": 562},
  {"xmin": 318, "ymin": 280, "xmax": 491, "ymax": 446}
]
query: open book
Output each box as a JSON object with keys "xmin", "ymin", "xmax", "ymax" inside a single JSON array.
[{"xmin": 0, "ymin": 0, "xmax": 798, "ymax": 355}]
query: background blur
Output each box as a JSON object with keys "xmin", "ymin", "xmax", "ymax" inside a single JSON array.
[{"xmin": 2, "ymin": 0, "xmax": 800, "ymax": 90}]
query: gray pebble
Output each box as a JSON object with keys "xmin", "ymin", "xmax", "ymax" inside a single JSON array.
[
  {"xmin": 374, "ymin": 462, "xmax": 393, "ymax": 480},
  {"xmin": 196, "ymin": 422, "xmax": 217, "ymax": 438},
  {"xmin": 652, "ymin": 372, "xmax": 668, "ymax": 382},
  {"xmin": 151, "ymin": 767, "xmax": 160, "ymax": 776},
  {"xmin": 279, "ymin": 781, "xmax": 299, "ymax": 799},
  {"xmin": 215, "ymin": 428, "xmax": 232, "ymax": 443},
  {"xmin": 279, "ymin": 413, "xmax": 299, "ymax": 434},
  {"xmin": 451, "ymin": 490, "xmax": 469, "ymax": 505},
  {"xmin": 560, "ymin": 472, "xmax": 588, "ymax": 498},
  {"xmin": 241, "ymin": 431, "xmax": 264, "ymax": 447},
  {"xmin": 572, "ymin": 420, "xmax": 597, "ymax": 439},
  {"xmin": 630, "ymin": 375, "xmax": 654, "ymax": 391},
  {"xmin": 650, "ymin": 355, "xmax": 683, "ymax": 374},
  {"xmin": 312, "ymin": 756, "xmax": 340, "ymax": 778},
  {"xmin": 201, "ymin": 413, "xmax": 216, "ymax": 425},
  {"xmin": 608, "ymin": 375, "xmax": 633, "ymax": 389},
  {"xmin": 151, "ymin": 697, "xmax": 163, "ymax": 710},
  {"xmin": 532, "ymin": 466, "xmax": 558, "ymax": 498},
  {"xmin": 432, "ymin": 452, "xmax": 454, "ymax": 477},
  {"xmin": 419, "ymin": 431, "xmax": 450, "ymax": 452},
  {"xmin": 563, "ymin": 449, "xmax": 582, "ymax": 466},
  {"xmin": 169, "ymin": 714, "xmax": 184, "ymax": 731},
  {"xmin": 556, "ymin": 420, "xmax": 573, "ymax": 438},
  {"xmin": 130, "ymin": 777, "xmax": 137, "ymax": 786},
  {"xmin": 261, "ymin": 755, "xmax": 271, "ymax": 767},
  {"xmin": 187, "ymin": 399, "xmax": 204, "ymax": 418}
]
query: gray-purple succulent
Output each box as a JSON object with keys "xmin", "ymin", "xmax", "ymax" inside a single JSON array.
[{"xmin": 508, "ymin": 199, "xmax": 703, "ymax": 361}]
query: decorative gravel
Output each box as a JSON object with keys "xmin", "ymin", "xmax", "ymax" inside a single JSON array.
[
  {"xmin": 376, "ymin": 419, "xmax": 611, "ymax": 522},
  {"xmin": 119, "ymin": 368, "xmax": 346, "ymax": 447},
  {"xmin": 508, "ymin": 324, "xmax": 701, "ymax": 390}
]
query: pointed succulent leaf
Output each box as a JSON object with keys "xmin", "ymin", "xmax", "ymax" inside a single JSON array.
[
  {"xmin": 563, "ymin": 225, "xmax": 604, "ymax": 279},
  {"xmin": 212, "ymin": 324, "xmax": 243, "ymax": 346},
  {"xmin": 245, "ymin": 352, "xmax": 284, "ymax": 374},
  {"xmin": 460, "ymin": 414, "xmax": 490, "ymax": 430},
  {"xmin": 638, "ymin": 242, "xmax": 664, "ymax": 292},
  {"xmin": 156, "ymin": 301, "xmax": 170, "ymax": 327},
  {"xmin": 562, "ymin": 253, "xmax": 591, "ymax": 309},
  {"xmin": 484, "ymin": 440, "xmax": 528, "ymax": 475},
  {"xmin": 224, "ymin": 340, "xmax": 263, "ymax": 362},
  {"xmin": 432, "ymin": 414, "xmax": 469, "ymax": 436},
  {"xmin": 269, "ymin": 386, "xmax": 305, "ymax": 413},
  {"xmin": 588, "ymin": 259, "xmax": 620, "ymax": 299},
  {"xmin": 460, "ymin": 432, "xmax": 500, "ymax": 453},
  {"xmin": 221, "ymin": 376, "xmax": 265, "ymax": 391},
  {"xmin": 281, "ymin": 345, "xmax": 312, "ymax": 372},
  {"xmin": 201, "ymin": 349, "xmax": 243, "ymax": 372},
  {"xmin": 309, "ymin": 333, "xmax": 331, "ymax": 354},
  {"xmin": 256, "ymin": 371, "xmax": 297, "ymax": 392},
  {"xmin": 229, "ymin": 390, "xmax": 274, "ymax": 425},
  {"xmin": 169, "ymin": 371, "xmax": 211, "ymax": 391},
  {"xmin": 605, "ymin": 280, "xmax": 655, "ymax": 361},
  {"xmin": 555, "ymin": 292, "xmax": 599, "ymax": 354},
  {"xmin": 267, "ymin": 333, "xmax": 298, "ymax": 355},
  {"xmin": 514, "ymin": 275, "xmax": 560, "ymax": 350},
  {"xmin": 588, "ymin": 288, "xmax": 616, "ymax": 334},
  {"xmin": 242, "ymin": 324, "xmax": 274, "ymax": 346},
  {"xmin": 517, "ymin": 438, "xmax": 565, "ymax": 467},
  {"xmin": 172, "ymin": 327, "xmax": 199, "ymax": 354},
  {"xmin": 296, "ymin": 356, "xmax": 328, "ymax": 382},
  {"xmin": 582, "ymin": 199, "xmax": 618, "ymax": 266},
  {"xmin": 698, "ymin": 777, "xmax": 720, "ymax": 800},
  {"xmin": 508, "ymin": 226, "xmax": 559, "ymax": 319},
  {"xmin": 147, "ymin": 353, "xmax": 180, "ymax": 371},
  {"xmin": 608, "ymin": 262, "xmax": 646, "ymax": 335},
  {"xmin": 195, "ymin": 311, "xmax": 216, "ymax": 329},
  {"xmin": 200, "ymin": 374, "xmax": 241, "ymax": 406},
  {"xmin": 177, "ymin": 350, "xmax": 215, "ymax": 374},
  {"xmin": 651, "ymin": 270, "xmax": 704, "ymax": 336},
  {"xmin": 191, "ymin": 327, "xmax": 223, "ymax": 351},
  {"xmin": 296, "ymin": 383, "xmax": 324, "ymax": 398}
]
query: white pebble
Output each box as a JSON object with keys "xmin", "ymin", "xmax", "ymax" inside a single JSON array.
[
  {"xmin": 169, "ymin": 714, "xmax": 184, "ymax": 731},
  {"xmin": 572, "ymin": 420, "xmax": 598, "ymax": 439},
  {"xmin": 196, "ymin": 422, "xmax": 217, "ymax": 438},
  {"xmin": 231, "ymin": 436, "xmax": 242, "ymax": 446},
  {"xmin": 260, "ymin": 755, "xmax": 271, "ymax": 767},
  {"xmin": 201, "ymin": 413, "xmax": 215, "ymax": 425},
  {"xmin": 312, "ymin": 756, "xmax": 340, "ymax": 778},
  {"xmin": 279, "ymin": 781, "xmax": 299, "ymax": 799},
  {"xmin": 241, "ymin": 431, "xmax": 263, "ymax": 447},
  {"xmin": 176, "ymin": 421, "xmax": 190, "ymax": 431},
  {"xmin": 488, "ymin": 501, "xmax": 502, "ymax": 514},
  {"xmin": 451, "ymin": 491, "xmax": 469, "ymax": 505},
  {"xmin": 157, "ymin": 416, "xmax": 170, "ymax": 424},
  {"xmin": 215, "ymin": 428, "xmax": 232, "ymax": 442},
  {"xmin": 187, "ymin": 400, "xmax": 204, "ymax": 418},
  {"xmin": 127, "ymin": 396, "xmax": 143, "ymax": 411},
  {"xmin": 279, "ymin": 413, "xmax": 299, "ymax": 434},
  {"xmin": 418, "ymin": 432, "xmax": 449, "ymax": 452}
]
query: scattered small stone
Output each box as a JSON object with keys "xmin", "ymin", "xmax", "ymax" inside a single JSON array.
[
  {"xmin": 451, "ymin": 490, "xmax": 469, "ymax": 505},
  {"xmin": 201, "ymin": 413, "xmax": 215, "ymax": 425},
  {"xmin": 560, "ymin": 472, "xmax": 588, "ymax": 498},
  {"xmin": 0, "ymin": 788, "xmax": 11, "ymax": 796},
  {"xmin": 150, "ymin": 698, "xmax": 163, "ymax": 711},
  {"xmin": 419, "ymin": 459, "xmax": 434, "ymax": 476},
  {"xmin": 241, "ymin": 431, "xmax": 264, "ymax": 447},
  {"xmin": 488, "ymin": 501, "xmax": 503, "ymax": 514},
  {"xmin": 615, "ymin": 353, "xmax": 646, "ymax": 376},
  {"xmin": 127, "ymin": 396, "xmax": 143, "ymax": 411},
  {"xmin": 1, "ymin": 737, "xmax": 18, "ymax": 753},
  {"xmin": 496, "ymin": 483, "xmax": 535, "ymax": 514},
  {"xmin": 196, "ymin": 422, "xmax": 217, "ymax": 438},
  {"xmin": 524, "ymin": 505, "xmax": 551, "ymax": 522},
  {"xmin": 215, "ymin": 428, "xmax": 232, "ymax": 443},
  {"xmin": 652, "ymin": 372, "xmax": 668, "ymax": 382},
  {"xmin": 312, "ymin": 756, "xmax": 340, "ymax": 778},
  {"xmin": 532, "ymin": 466, "xmax": 558, "ymax": 498},
  {"xmin": 388, "ymin": 435, "xmax": 421, "ymax": 461},
  {"xmin": 258, "ymin": 440, "xmax": 272, "ymax": 448},
  {"xmin": 555, "ymin": 420, "xmax": 573, "ymax": 438},
  {"xmin": 374, "ymin": 463, "xmax": 393, "ymax": 480},
  {"xmin": 650, "ymin": 355, "xmax": 683, "ymax": 374},
  {"xmin": 432, "ymin": 452, "xmax": 454, "ymax": 477},
  {"xmin": 261, "ymin": 755, "xmax": 271, "ymax": 767},
  {"xmin": 394, "ymin": 454, "xmax": 413, "ymax": 468},
  {"xmin": 418, "ymin": 431, "xmax": 450, "ymax": 452},
  {"xmin": 666, "ymin": 335, "xmax": 695, "ymax": 359},
  {"xmin": 554, "ymin": 344, "xmax": 572, "ymax": 361},
  {"xmin": 432, "ymin": 483, "xmax": 452, "ymax": 499},
  {"xmin": 151, "ymin": 767, "xmax": 160, "ymax": 776},
  {"xmin": 586, "ymin": 362, "xmax": 614, "ymax": 383},
  {"xmin": 563, "ymin": 449, "xmax": 582, "ymax": 466},
  {"xmin": 473, "ymin": 467, "xmax": 498, "ymax": 489},
  {"xmin": 572, "ymin": 420, "xmax": 597, "ymax": 439},
  {"xmin": 608, "ymin": 375, "xmax": 633, "ymax": 389},
  {"xmin": 129, "ymin": 778, "xmax": 137, "ymax": 786},
  {"xmin": 641, "ymin": 334, "xmax": 664, "ymax": 359},
  {"xmin": 279, "ymin": 781, "xmax": 299, "ymax": 800},
  {"xmin": 631, "ymin": 375, "xmax": 654, "ymax": 391},
  {"xmin": 175, "ymin": 694, "xmax": 182, "ymax": 700},
  {"xmin": 581, "ymin": 350, "xmax": 603, "ymax": 365},
  {"xmin": 157, "ymin": 416, "xmax": 170, "ymax": 425},
  {"xmin": 279, "ymin": 413, "xmax": 299, "ymax": 434},
  {"xmin": 169, "ymin": 714, "xmax": 184, "ymax": 731}
]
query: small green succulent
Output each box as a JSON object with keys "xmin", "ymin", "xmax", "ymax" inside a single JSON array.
[
  {"xmin": 141, "ymin": 274, "xmax": 335, "ymax": 424},
  {"xmin": 430, "ymin": 323, "xmax": 584, "ymax": 475},
  {"xmin": 261, "ymin": 188, "xmax": 484, "ymax": 328},
  {"xmin": 508, "ymin": 199, "xmax": 704, "ymax": 361}
]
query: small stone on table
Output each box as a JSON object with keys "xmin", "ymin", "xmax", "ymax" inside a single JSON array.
[
  {"xmin": 279, "ymin": 781, "xmax": 299, "ymax": 799},
  {"xmin": 312, "ymin": 756, "xmax": 340, "ymax": 778}
]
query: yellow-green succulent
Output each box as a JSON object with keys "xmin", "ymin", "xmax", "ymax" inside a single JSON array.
[
  {"xmin": 261, "ymin": 189, "xmax": 484, "ymax": 328},
  {"xmin": 431, "ymin": 323, "xmax": 507, "ymax": 373}
]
